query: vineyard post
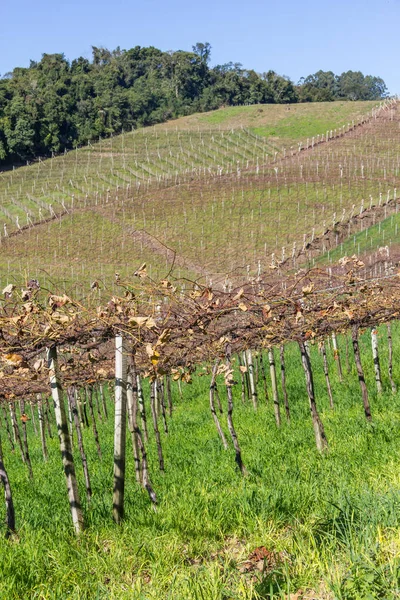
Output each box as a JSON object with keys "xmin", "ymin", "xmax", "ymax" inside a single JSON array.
[
  {"xmin": 87, "ymin": 387, "xmax": 102, "ymax": 459},
  {"xmin": 268, "ymin": 348, "xmax": 281, "ymax": 427},
  {"xmin": 225, "ymin": 346, "xmax": 246, "ymax": 475},
  {"xmin": 99, "ymin": 384, "xmax": 108, "ymax": 419},
  {"xmin": 48, "ymin": 345, "xmax": 84, "ymax": 533},
  {"xmin": 137, "ymin": 374, "xmax": 149, "ymax": 442},
  {"xmin": 279, "ymin": 345, "xmax": 290, "ymax": 421},
  {"xmin": 371, "ymin": 328, "xmax": 383, "ymax": 394},
  {"xmin": 126, "ymin": 365, "xmax": 142, "ymax": 485},
  {"xmin": 158, "ymin": 379, "xmax": 168, "ymax": 435},
  {"xmin": 67, "ymin": 387, "xmax": 92, "ymax": 502},
  {"xmin": 130, "ymin": 355, "xmax": 157, "ymax": 506},
  {"xmin": 165, "ymin": 375, "xmax": 173, "ymax": 417},
  {"xmin": 321, "ymin": 341, "xmax": 334, "ymax": 409},
  {"xmin": 241, "ymin": 351, "xmax": 251, "ymax": 400},
  {"xmin": 387, "ymin": 323, "xmax": 397, "ymax": 393},
  {"xmin": 36, "ymin": 395, "xmax": 48, "ymax": 461},
  {"xmin": 113, "ymin": 335, "xmax": 128, "ymax": 523},
  {"xmin": 258, "ymin": 351, "xmax": 269, "ymax": 404},
  {"xmin": 246, "ymin": 349, "xmax": 258, "ymax": 409},
  {"xmin": 209, "ymin": 361, "xmax": 228, "ymax": 449},
  {"xmin": 0, "ymin": 433, "xmax": 15, "ymax": 538},
  {"xmin": 237, "ymin": 354, "xmax": 247, "ymax": 403},
  {"xmin": 332, "ymin": 332, "xmax": 343, "ymax": 382},
  {"xmin": 150, "ymin": 380, "xmax": 165, "ymax": 472},
  {"xmin": 19, "ymin": 399, "xmax": 33, "ymax": 480},
  {"xmin": 298, "ymin": 340, "xmax": 328, "ymax": 452},
  {"xmin": 351, "ymin": 325, "xmax": 372, "ymax": 422},
  {"xmin": 1, "ymin": 405, "xmax": 14, "ymax": 452},
  {"xmin": 9, "ymin": 402, "xmax": 26, "ymax": 467},
  {"xmin": 29, "ymin": 401, "xmax": 38, "ymax": 435}
]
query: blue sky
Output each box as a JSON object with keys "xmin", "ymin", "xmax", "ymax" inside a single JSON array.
[{"xmin": 1, "ymin": 0, "xmax": 398, "ymax": 93}]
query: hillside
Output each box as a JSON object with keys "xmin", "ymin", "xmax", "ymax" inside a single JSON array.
[{"xmin": 0, "ymin": 99, "xmax": 396, "ymax": 294}]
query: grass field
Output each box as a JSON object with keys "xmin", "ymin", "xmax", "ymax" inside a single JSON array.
[{"xmin": 2, "ymin": 325, "xmax": 400, "ymax": 599}]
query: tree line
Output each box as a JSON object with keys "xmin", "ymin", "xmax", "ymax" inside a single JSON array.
[{"xmin": 0, "ymin": 42, "xmax": 388, "ymax": 163}]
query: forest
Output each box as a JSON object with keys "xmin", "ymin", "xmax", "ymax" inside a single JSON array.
[{"xmin": 0, "ymin": 41, "xmax": 388, "ymax": 163}]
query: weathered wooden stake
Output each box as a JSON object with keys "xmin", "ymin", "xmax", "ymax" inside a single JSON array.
[
  {"xmin": 19, "ymin": 399, "xmax": 33, "ymax": 480},
  {"xmin": 137, "ymin": 374, "xmax": 149, "ymax": 443},
  {"xmin": 126, "ymin": 368, "xmax": 142, "ymax": 485},
  {"xmin": 87, "ymin": 387, "xmax": 102, "ymax": 459},
  {"xmin": 1, "ymin": 405, "xmax": 14, "ymax": 452},
  {"xmin": 67, "ymin": 388, "xmax": 92, "ymax": 502},
  {"xmin": 332, "ymin": 332, "xmax": 343, "ymax": 382},
  {"xmin": 150, "ymin": 381, "xmax": 164, "ymax": 472},
  {"xmin": 246, "ymin": 349, "xmax": 258, "ymax": 410},
  {"xmin": 321, "ymin": 341, "xmax": 334, "ymax": 409},
  {"xmin": 48, "ymin": 346, "xmax": 84, "ymax": 533},
  {"xmin": 0, "ymin": 434, "xmax": 15, "ymax": 538},
  {"xmin": 298, "ymin": 340, "xmax": 328, "ymax": 452},
  {"xmin": 279, "ymin": 345, "xmax": 290, "ymax": 421},
  {"xmin": 371, "ymin": 328, "xmax": 383, "ymax": 394},
  {"xmin": 226, "ymin": 347, "xmax": 246, "ymax": 475},
  {"xmin": 268, "ymin": 348, "xmax": 281, "ymax": 427},
  {"xmin": 351, "ymin": 325, "xmax": 372, "ymax": 422},
  {"xmin": 129, "ymin": 356, "xmax": 157, "ymax": 506},
  {"xmin": 113, "ymin": 335, "xmax": 127, "ymax": 523},
  {"xmin": 37, "ymin": 395, "xmax": 48, "ymax": 461},
  {"xmin": 387, "ymin": 323, "xmax": 397, "ymax": 393},
  {"xmin": 210, "ymin": 361, "xmax": 228, "ymax": 449}
]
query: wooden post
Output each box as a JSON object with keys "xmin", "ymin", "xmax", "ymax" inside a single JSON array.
[
  {"xmin": 268, "ymin": 348, "xmax": 281, "ymax": 427},
  {"xmin": 279, "ymin": 345, "xmax": 290, "ymax": 421},
  {"xmin": 129, "ymin": 356, "xmax": 157, "ymax": 506},
  {"xmin": 67, "ymin": 388, "xmax": 92, "ymax": 502},
  {"xmin": 242, "ymin": 351, "xmax": 251, "ymax": 401},
  {"xmin": 371, "ymin": 328, "xmax": 383, "ymax": 394},
  {"xmin": 246, "ymin": 349, "xmax": 258, "ymax": 410},
  {"xmin": 210, "ymin": 361, "xmax": 228, "ymax": 449},
  {"xmin": 258, "ymin": 351, "xmax": 270, "ymax": 404},
  {"xmin": 29, "ymin": 401, "xmax": 38, "ymax": 435},
  {"xmin": 0, "ymin": 433, "xmax": 15, "ymax": 538},
  {"xmin": 150, "ymin": 381, "xmax": 164, "ymax": 472},
  {"xmin": 298, "ymin": 340, "xmax": 328, "ymax": 452},
  {"xmin": 47, "ymin": 346, "xmax": 84, "ymax": 534},
  {"xmin": 126, "ymin": 367, "xmax": 142, "ymax": 485},
  {"xmin": 165, "ymin": 375, "xmax": 173, "ymax": 417},
  {"xmin": 87, "ymin": 387, "xmax": 102, "ymax": 459},
  {"xmin": 238, "ymin": 354, "xmax": 247, "ymax": 403},
  {"xmin": 321, "ymin": 341, "xmax": 334, "ymax": 409},
  {"xmin": 158, "ymin": 379, "xmax": 168, "ymax": 435},
  {"xmin": 351, "ymin": 325, "xmax": 372, "ymax": 422},
  {"xmin": 19, "ymin": 399, "xmax": 33, "ymax": 480},
  {"xmin": 1, "ymin": 405, "xmax": 14, "ymax": 452},
  {"xmin": 37, "ymin": 395, "xmax": 48, "ymax": 461},
  {"xmin": 137, "ymin": 374, "xmax": 148, "ymax": 443},
  {"xmin": 99, "ymin": 384, "xmax": 108, "ymax": 419},
  {"xmin": 9, "ymin": 403, "xmax": 25, "ymax": 467},
  {"xmin": 332, "ymin": 332, "xmax": 343, "ymax": 382},
  {"xmin": 225, "ymin": 348, "xmax": 246, "ymax": 475},
  {"xmin": 387, "ymin": 323, "xmax": 397, "ymax": 393},
  {"xmin": 113, "ymin": 335, "xmax": 128, "ymax": 523}
]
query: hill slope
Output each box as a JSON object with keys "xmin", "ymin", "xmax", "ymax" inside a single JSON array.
[{"xmin": 0, "ymin": 99, "xmax": 395, "ymax": 293}]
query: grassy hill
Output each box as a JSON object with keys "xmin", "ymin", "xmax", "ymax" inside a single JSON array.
[{"xmin": 0, "ymin": 99, "xmax": 395, "ymax": 293}]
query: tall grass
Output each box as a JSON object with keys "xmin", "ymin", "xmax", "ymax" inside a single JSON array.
[{"xmin": 1, "ymin": 324, "xmax": 400, "ymax": 598}]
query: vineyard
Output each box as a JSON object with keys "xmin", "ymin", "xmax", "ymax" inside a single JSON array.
[{"xmin": 2, "ymin": 99, "xmax": 400, "ymax": 599}]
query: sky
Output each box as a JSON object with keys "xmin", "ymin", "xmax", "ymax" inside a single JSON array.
[{"xmin": 1, "ymin": 0, "xmax": 399, "ymax": 93}]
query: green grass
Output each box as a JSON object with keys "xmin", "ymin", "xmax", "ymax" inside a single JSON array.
[
  {"xmin": 2, "ymin": 325, "xmax": 400, "ymax": 598},
  {"xmin": 319, "ymin": 210, "xmax": 400, "ymax": 266},
  {"xmin": 179, "ymin": 102, "xmax": 378, "ymax": 146}
]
